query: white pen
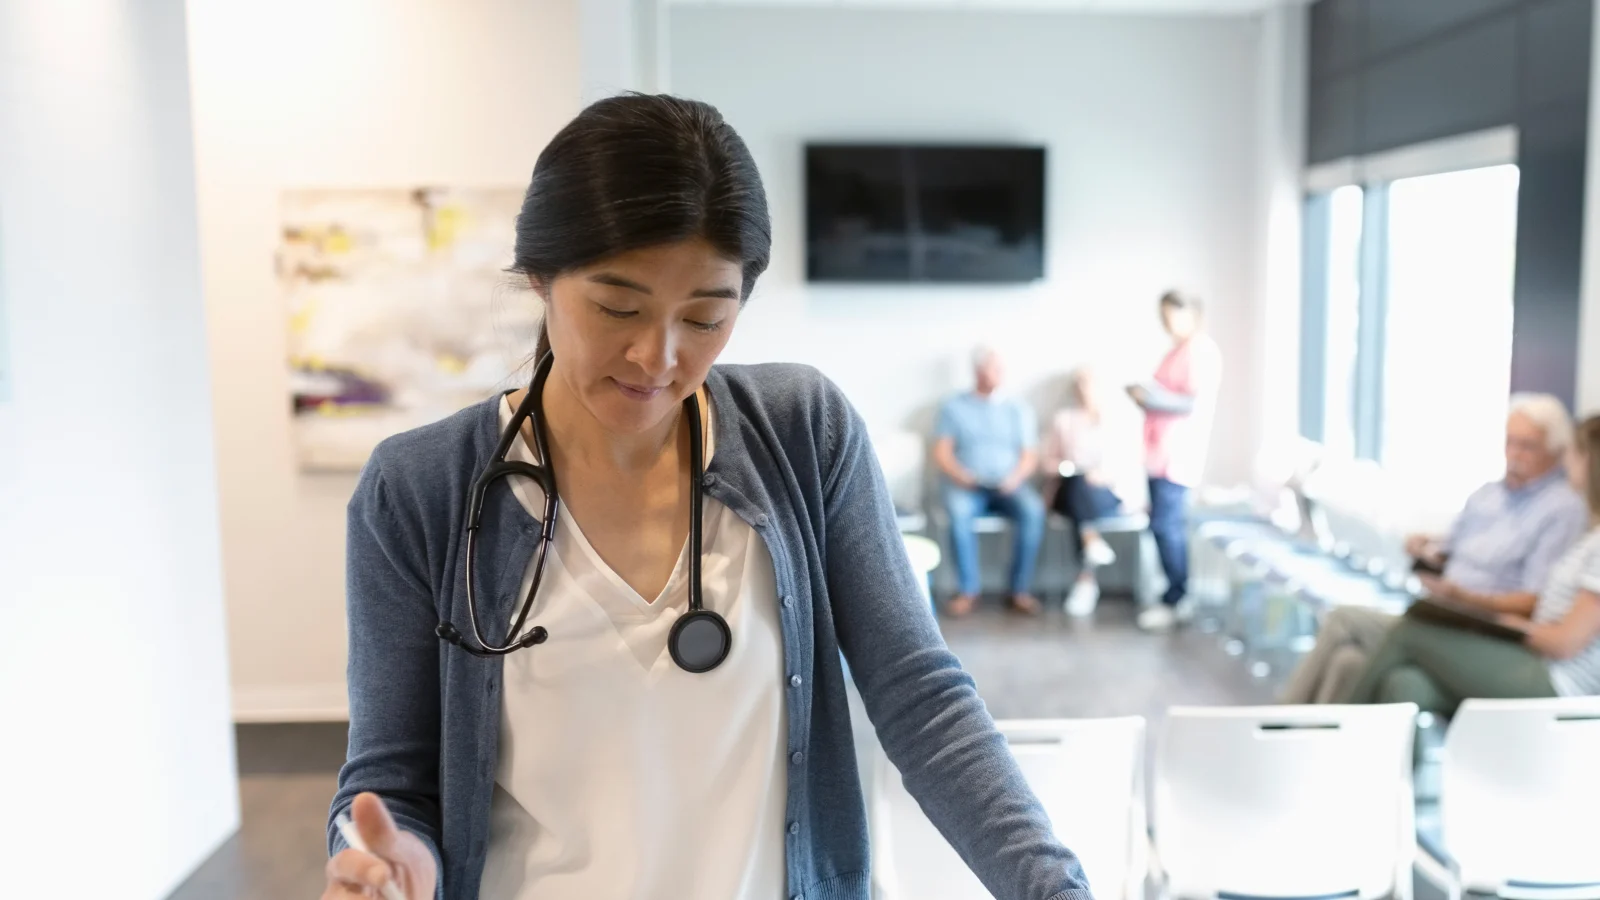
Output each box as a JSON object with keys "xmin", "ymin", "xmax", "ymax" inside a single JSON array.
[{"xmin": 334, "ymin": 812, "xmax": 408, "ymax": 900}]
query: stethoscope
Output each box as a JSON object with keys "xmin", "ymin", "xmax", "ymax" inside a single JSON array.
[{"xmin": 435, "ymin": 352, "xmax": 732, "ymax": 673}]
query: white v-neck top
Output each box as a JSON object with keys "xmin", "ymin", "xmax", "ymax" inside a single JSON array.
[{"xmin": 479, "ymin": 395, "xmax": 788, "ymax": 900}]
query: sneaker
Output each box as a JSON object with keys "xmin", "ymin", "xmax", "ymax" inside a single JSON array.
[
  {"xmin": 1082, "ymin": 539, "xmax": 1116, "ymax": 568},
  {"xmin": 1065, "ymin": 580, "xmax": 1100, "ymax": 617},
  {"xmin": 1174, "ymin": 596, "xmax": 1197, "ymax": 623},
  {"xmin": 1137, "ymin": 605, "xmax": 1177, "ymax": 632}
]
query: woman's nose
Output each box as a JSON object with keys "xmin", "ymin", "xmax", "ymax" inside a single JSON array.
[{"xmin": 624, "ymin": 323, "xmax": 675, "ymax": 377}]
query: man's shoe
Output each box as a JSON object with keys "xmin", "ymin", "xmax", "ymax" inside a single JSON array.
[{"xmin": 1007, "ymin": 593, "xmax": 1043, "ymax": 616}]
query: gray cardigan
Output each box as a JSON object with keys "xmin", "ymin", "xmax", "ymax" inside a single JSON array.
[{"xmin": 329, "ymin": 362, "xmax": 1093, "ymax": 900}]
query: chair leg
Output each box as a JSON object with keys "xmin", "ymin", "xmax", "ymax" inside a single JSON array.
[
  {"xmin": 1413, "ymin": 846, "xmax": 1460, "ymax": 900},
  {"xmin": 1135, "ymin": 531, "xmax": 1159, "ymax": 607}
]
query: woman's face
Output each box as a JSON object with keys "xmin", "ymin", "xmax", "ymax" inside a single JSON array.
[
  {"xmin": 1161, "ymin": 305, "xmax": 1197, "ymax": 340},
  {"xmin": 541, "ymin": 237, "xmax": 743, "ymax": 435},
  {"xmin": 1568, "ymin": 442, "xmax": 1589, "ymax": 494},
  {"xmin": 1073, "ymin": 369, "xmax": 1097, "ymax": 406}
]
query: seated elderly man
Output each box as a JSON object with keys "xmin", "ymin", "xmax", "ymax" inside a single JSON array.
[
  {"xmin": 1283, "ymin": 394, "xmax": 1589, "ymax": 704},
  {"xmin": 935, "ymin": 346, "xmax": 1046, "ymax": 617}
]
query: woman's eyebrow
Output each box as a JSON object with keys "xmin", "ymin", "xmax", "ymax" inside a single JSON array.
[{"xmin": 587, "ymin": 272, "xmax": 738, "ymax": 300}]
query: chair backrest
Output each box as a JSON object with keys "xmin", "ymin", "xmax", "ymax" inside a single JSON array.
[
  {"xmin": 871, "ymin": 429, "xmax": 927, "ymax": 516},
  {"xmin": 1301, "ymin": 456, "xmax": 1410, "ymax": 578},
  {"xmin": 1155, "ymin": 704, "xmax": 1416, "ymax": 900},
  {"xmin": 1441, "ymin": 697, "xmax": 1600, "ymax": 894},
  {"xmin": 872, "ymin": 717, "xmax": 1147, "ymax": 900}
]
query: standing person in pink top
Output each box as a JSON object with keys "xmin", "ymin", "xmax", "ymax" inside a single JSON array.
[{"xmin": 1127, "ymin": 290, "xmax": 1222, "ymax": 631}]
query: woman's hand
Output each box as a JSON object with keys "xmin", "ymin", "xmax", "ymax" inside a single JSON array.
[
  {"xmin": 1494, "ymin": 612, "xmax": 1531, "ymax": 633},
  {"xmin": 1417, "ymin": 574, "xmax": 1456, "ymax": 602},
  {"xmin": 323, "ymin": 793, "xmax": 438, "ymax": 900}
]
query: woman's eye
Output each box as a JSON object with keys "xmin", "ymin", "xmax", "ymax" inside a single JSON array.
[
  {"xmin": 598, "ymin": 306, "xmax": 636, "ymax": 320},
  {"xmin": 687, "ymin": 319, "xmax": 723, "ymax": 333}
]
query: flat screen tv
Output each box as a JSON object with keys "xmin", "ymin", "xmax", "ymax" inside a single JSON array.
[{"xmin": 805, "ymin": 143, "xmax": 1046, "ymax": 283}]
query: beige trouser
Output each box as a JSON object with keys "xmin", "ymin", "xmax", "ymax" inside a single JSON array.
[{"xmin": 1280, "ymin": 606, "xmax": 1398, "ymax": 704}]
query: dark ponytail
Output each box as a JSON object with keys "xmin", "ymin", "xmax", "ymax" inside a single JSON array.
[{"xmin": 511, "ymin": 93, "xmax": 771, "ymax": 361}]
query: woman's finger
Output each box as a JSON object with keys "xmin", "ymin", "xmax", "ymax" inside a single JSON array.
[
  {"xmin": 351, "ymin": 792, "xmax": 403, "ymax": 856},
  {"xmin": 321, "ymin": 875, "xmax": 377, "ymax": 899},
  {"xmin": 326, "ymin": 847, "xmax": 393, "ymax": 893}
]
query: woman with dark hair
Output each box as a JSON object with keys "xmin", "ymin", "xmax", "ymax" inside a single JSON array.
[
  {"xmin": 322, "ymin": 95, "xmax": 1092, "ymax": 900},
  {"xmin": 1341, "ymin": 415, "xmax": 1600, "ymax": 714}
]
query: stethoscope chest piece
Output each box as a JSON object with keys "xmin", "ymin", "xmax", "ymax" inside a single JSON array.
[{"xmin": 668, "ymin": 608, "xmax": 731, "ymax": 674}]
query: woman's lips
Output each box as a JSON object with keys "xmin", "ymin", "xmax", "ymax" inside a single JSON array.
[{"xmin": 613, "ymin": 378, "xmax": 666, "ymax": 401}]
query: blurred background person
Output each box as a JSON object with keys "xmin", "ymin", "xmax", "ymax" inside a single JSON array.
[
  {"xmin": 934, "ymin": 347, "xmax": 1046, "ymax": 617},
  {"xmin": 1042, "ymin": 366, "xmax": 1132, "ymax": 617},
  {"xmin": 1342, "ymin": 414, "xmax": 1600, "ymax": 712},
  {"xmin": 1282, "ymin": 394, "xmax": 1588, "ymax": 704},
  {"xmin": 1128, "ymin": 290, "xmax": 1222, "ymax": 631}
]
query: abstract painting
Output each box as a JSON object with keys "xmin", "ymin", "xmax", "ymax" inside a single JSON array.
[{"xmin": 279, "ymin": 187, "xmax": 537, "ymax": 471}]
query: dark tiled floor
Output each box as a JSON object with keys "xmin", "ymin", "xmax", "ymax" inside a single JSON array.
[
  {"xmin": 168, "ymin": 597, "xmax": 1283, "ymax": 899},
  {"xmin": 170, "ymin": 723, "xmax": 349, "ymax": 900}
]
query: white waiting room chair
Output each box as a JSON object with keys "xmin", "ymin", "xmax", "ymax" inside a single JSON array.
[
  {"xmin": 1153, "ymin": 704, "xmax": 1417, "ymax": 900},
  {"xmin": 868, "ymin": 716, "xmax": 1147, "ymax": 900},
  {"xmin": 872, "ymin": 429, "xmax": 930, "ymax": 533},
  {"xmin": 1417, "ymin": 697, "xmax": 1600, "ymax": 900}
]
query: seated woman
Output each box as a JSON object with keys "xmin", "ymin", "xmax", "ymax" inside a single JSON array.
[
  {"xmin": 1342, "ymin": 414, "xmax": 1600, "ymax": 712},
  {"xmin": 1042, "ymin": 367, "xmax": 1132, "ymax": 617}
]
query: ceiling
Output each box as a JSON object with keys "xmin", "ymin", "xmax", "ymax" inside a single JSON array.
[{"xmin": 667, "ymin": 0, "xmax": 1311, "ymax": 13}]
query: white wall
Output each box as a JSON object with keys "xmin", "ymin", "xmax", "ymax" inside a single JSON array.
[
  {"xmin": 582, "ymin": 0, "xmax": 641, "ymax": 101},
  {"xmin": 0, "ymin": 1, "xmax": 239, "ymax": 896},
  {"xmin": 185, "ymin": 0, "xmax": 582, "ymax": 720},
  {"xmin": 582, "ymin": 0, "xmax": 672, "ymax": 100},
  {"xmin": 1579, "ymin": 0, "xmax": 1600, "ymax": 414},
  {"xmin": 1250, "ymin": 5, "xmax": 1308, "ymax": 455},
  {"xmin": 669, "ymin": 7, "xmax": 1272, "ymax": 484}
]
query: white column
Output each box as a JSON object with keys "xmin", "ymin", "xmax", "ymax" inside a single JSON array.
[
  {"xmin": 1250, "ymin": 4, "xmax": 1309, "ymax": 465},
  {"xmin": 0, "ymin": 1, "xmax": 239, "ymax": 898},
  {"xmin": 639, "ymin": 0, "xmax": 671, "ymax": 94},
  {"xmin": 580, "ymin": 0, "xmax": 669, "ymax": 101},
  {"xmin": 184, "ymin": 0, "xmax": 582, "ymax": 722},
  {"xmin": 1577, "ymin": 0, "xmax": 1600, "ymax": 414}
]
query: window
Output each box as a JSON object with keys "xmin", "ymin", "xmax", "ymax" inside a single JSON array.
[
  {"xmin": 1300, "ymin": 151, "xmax": 1520, "ymax": 512},
  {"xmin": 1299, "ymin": 184, "xmax": 1365, "ymax": 459},
  {"xmin": 1320, "ymin": 185, "xmax": 1364, "ymax": 459},
  {"xmin": 1380, "ymin": 165, "xmax": 1518, "ymax": 509}
]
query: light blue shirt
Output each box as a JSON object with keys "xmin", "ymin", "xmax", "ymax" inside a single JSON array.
[
  {"xmin": 1444, "ymin": 467, "xmax": 1590, "ymax": 595},
  {"xmin": 936, "ymin": 392, "xmax": 1037, "ymax": 486}
]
